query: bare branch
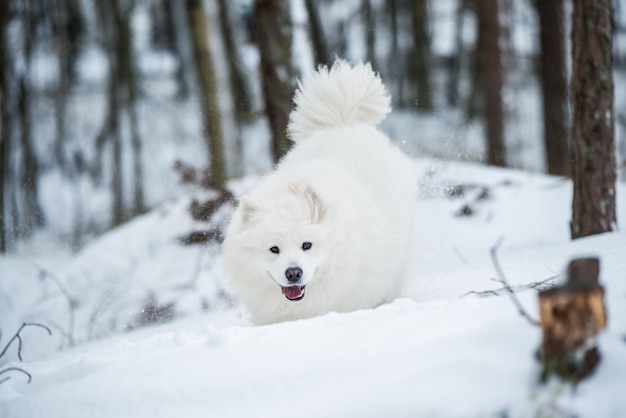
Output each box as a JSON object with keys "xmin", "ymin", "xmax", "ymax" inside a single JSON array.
[
  {"xmin": 462, "ymin": 276, "xmax": 558, "ymax": 299},
  {"xmin": 33, "ymin": 263, "xmax": 76, "ymax": 347},
  {"xmin": 23, "ymin": 322, "xmax": 52, "ymax": 336},
  {"xmin": 490, "ymin": 238, "xmax": 541, "ymax": 327},
  {"xmin": 0, "ymin": 367, "xmax": 32, "ymax": 385},
  {"xmin": 0, "ymin": 322, "xmax": 53, "ymax": 362}
]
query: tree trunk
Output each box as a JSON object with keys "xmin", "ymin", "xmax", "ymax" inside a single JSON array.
[
  {"xmin": 535, "ymin": 0, "xmax": 570, "ymax": 176},
  {"xmin": 254, "ymin": 0, "xmax": 297, "ymax": 163},
  {"xmin": 161, "ymin": 0, "xmax": 191, "ymax": 99},
  {"xmin": 362, "ymin": 0, "xmax": 377, "ymax": 70},
  {"xmin": 476, "ymin": 0, "xmax": 506, "ymax": 166},
  {"xmin": 117, "ymin": 2, "xmax": 145, "ymax": 215},
  {"xmin": 446, "ymin": 0, "xmax": 469, "ymax": 106},
  {"xmin": 110, "ymin": 103, "xmax": 124, "ymax": 227},
  {"xmin": 94, "ymin": 0, "xmax": 126, "ymax": 226},
  {"xmin": 386, "ymin": 0, "xmax": 405, "ymax": 107},
  {"xmin": 0, "ymin": 3, "xmax": 10, "ymax": 252},
  {"xmin": 16, "ymin": 6, "xmax": 45, "ymax": 237},
  {"xmin": 410, "ymin": 0, "xmax": 433, "ymax": 112},
  {"xmin": 304, "ymin": 0, "xmax": 330, "ymax": 67},
  {"xmin": 570, "ymin": 0, "xmax": 616, "ymax": 239},
  {"xmin": 186, "ymin": 0, "xmax": 226, "ymax": 187},
  {"xmin": 128, "ymin": 81, "xmax": 144, "ymax": 216},
  {"xmin": 53, "ymin": 0, "xmax": 83, "ymax": 169},
  {"xmin": 18, "ymin": 75, "xmax": 45, "ymax": 236},
  {"xmin": 111, "ymin": 2, "xmax": 125, "ymax": 226},
  {"xmin": 217, "ymin": 0, "xmax": 252, "ymax": 122}
]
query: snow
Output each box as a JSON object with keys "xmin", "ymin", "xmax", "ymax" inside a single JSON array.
[
  {"xmin": 2, "ymin": 0, "xmax": 626, "ymax": 415},
  {"xmin": 2, "ymin": 158, "xmax": 626, "ymax": 417}
]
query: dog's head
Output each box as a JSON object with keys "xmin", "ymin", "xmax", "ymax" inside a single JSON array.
[{"xmin": 225, "ymin": 180, "xmax": 333, "ymax": 302}]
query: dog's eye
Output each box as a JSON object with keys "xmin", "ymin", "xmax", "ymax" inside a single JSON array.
[
  {"xmin": 269, "ymin": 246, "xmax": 280, "ymax": 254},
  {"xmin": 302, "ymin": 242, "xmax": 312, "ymax": 251}
]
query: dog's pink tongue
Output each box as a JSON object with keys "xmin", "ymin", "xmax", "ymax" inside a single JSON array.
[{"xmin": 282, "ymin": 286, "xmax": 304, "ymax": 300}]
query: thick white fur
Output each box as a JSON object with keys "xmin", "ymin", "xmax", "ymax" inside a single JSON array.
[
  {"xmin": 288, "ymin": 60, "xmax": 391, "ymax": 143},
  {"xmin": 222, "ymin": 60, "xmax": 416, "ymax": 325}
]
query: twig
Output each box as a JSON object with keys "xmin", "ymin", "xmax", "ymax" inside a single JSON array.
[
  {"xmin": 34, "ymin": 263, "xmax": 77, "ymax": 347},
  {"xmin": 527, "ymin": 275, "xmax": 559, "ymax": 290},
  {"xmin": 490, "ymin": 237, "xmax": 540, "ymax": 327},
  {"xmin": 0, "ymin": 322, "xmax": 52, "ymax": 362},
  {"xmin": 463, "ymin": 275, "xmax": 559, "ymax": 298},
  {"xmin": 462, "ymin": 289, "xmax": 500, "ymax": 298},
  {"xmin": 0, "ymin": 367, "xmax": 32, "ymax": 385}
]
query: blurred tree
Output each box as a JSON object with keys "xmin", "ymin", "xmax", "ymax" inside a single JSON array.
[
  {"xmin": 535, "ymin": 0, "xmax": 570, "ymax": 176},
  {"xmin": 386, "ymin": 0, "xmax": 406, "ymax": 106},
  {"xmin": 0, "ymin": 2, "xmax": 47, "ymax": 247},
  {"xmin": 217, "ymin": 0, "xmax": 252, "ymax": 177},
  {"xmin": 0, "ymin": 2, "xmax": 9, "ymax": 253},
  {"xmin": 410, "ymin": 0, "xmax": 434, "ymax": 111},
  {"xmin": 570, "ymin": 0, "xmax": 617, "ymax": 239},
  {"xmin": 186, "ymin": 0, "xmax": 226, "ymax": 187},
  {"xmin": 362, "ymin": 0, "xmax": 378, "ymax": 70},
  {"xmin": 446, "ymin": 0, "xmax": 470, "ymax": 106},
  {"xmin": 475, "ymin": 0, "xmax": 506, "ymax": 166},
  {"xmin": 18, "ymin": 73, "xmax": 46, "ymax": 236},
  {"xmin": 53, "ymin": 0, "xmax": 84, "ymax": 169},
  {"xmin": 21, "ymin": 2, "xmax": 46, "ymax": 235},
  {"xmin": 217, "ymin": 0, "xmax": 252, "ymax": 123},
  {"xmin": 94, "ymin": 0, "xmax": 145, "ymax": 226},
  {"xmin": 253, "ymin": 0, "xmax": 297, "ymax": 163},
  {"xmin": 151, "ymin": 0, "xmax": 190, "ymax": 99},
  {"xmin": 304, "ymin": 0, "xmax": 331, "ymax": 67}
]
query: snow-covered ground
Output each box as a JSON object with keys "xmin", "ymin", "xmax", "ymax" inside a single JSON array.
[{"xmin": 1, "ymin": 158, "xmax": 625, "ymax": 417}]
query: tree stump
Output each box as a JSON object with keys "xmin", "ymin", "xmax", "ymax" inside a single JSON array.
[{"xmin": 538, "ymin": 257, "xmax": 607, "ymax": 382}]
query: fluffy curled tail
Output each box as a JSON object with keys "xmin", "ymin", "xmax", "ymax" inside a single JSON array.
[{"xmin": 287, "ymin": 60, "xmax": 391, "ymax": 143}]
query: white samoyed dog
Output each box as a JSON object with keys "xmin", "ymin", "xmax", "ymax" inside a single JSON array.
[{"xmin": 222, "ymin": 60, "xmax": 416, "ymax": 325}]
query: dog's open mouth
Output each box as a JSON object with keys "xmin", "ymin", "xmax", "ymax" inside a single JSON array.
[{"xmin": 281, "ymin": 285, "xmax": 306, "ymax": 301}]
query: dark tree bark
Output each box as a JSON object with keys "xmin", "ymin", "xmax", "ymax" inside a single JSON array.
[
  {"xmin": 362, "ymin": 0, "xmax": 378, "ymax": 70},
  {"xmin": 186, "ymin": 0, "xmax": 227, "ymax": 187},
  {"xmin": 446, "ymin": 0, "xmax": 469, "ymax": 106},
  {"xmin": 386, "ymin": 0, "xmax": 406, "ymax": 107},
  {"xmin": 53, "ymin": 0, "xmax": 83, "ymax": 169},
  {"xmin": 104, "ymin": 2, "xmax": 124, "ymax": 226},
  {"xmin": 410, "ymin": 0, "xmax": 433, "ymax": 112},
  {"xmin": 475, "ymin": 0, "xmax": 506, "ymax": 166},
  {"xmin": 0, "ymin": 3, "xmax": 10, "ymax": 252},
  {"xmin": 254, "ymin": 0, "xmax": 297, "ymax": 163},
  {"xmin": 570, "ymin": 0, "xmax": 616, "ymax": 239},
  {"xmin": 150, "ymin": 0, "xmax": 177, "ymax": 51},
  {"xmin": 93, "ymin": 0, "xmax": 139, "ymax": 226},
  {"xmin": 304, "ymin": 0, "xmax": 330, "ymax": 67},
  {"xmin": 217, "ymin": 0, "xmax": 252, "ymax": 122},
  {"xmin": 128, "ymin": 70, "xmax": 144, "ymax": 216},
  {"xmin": 535, "ymin": 0, "xmax": 570, "ymax": 177},
  {"xmin": 119, "ymin": 4, "xmax": 145, "ymax": 216},
  {"xmin": 16, "ymin": 3, "xmax": 45, "ymax": 237},
  {"xmin": 154, "ymin": 0, "xmax": 190, "ymax": 99},
  {"xmin": 110, "ymin": 0, "xmax": 144, "ymax": 220},
  {"xmin": 17, "ymin": 75, "xmax": 45, "ymax": 236}
]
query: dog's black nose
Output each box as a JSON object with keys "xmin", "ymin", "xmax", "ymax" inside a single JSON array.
[{"xmin": 285, "ymin": 267, "xmax": 303, "ymax": 283}]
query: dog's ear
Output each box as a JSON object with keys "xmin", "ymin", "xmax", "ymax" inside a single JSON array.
[
  {"xmin": 303, "ymin": 185, "xmax": 326, "ymax": 224},
  {"xmin": 238, "ymin": 196, "xmax": 259, "ymax": 225}
]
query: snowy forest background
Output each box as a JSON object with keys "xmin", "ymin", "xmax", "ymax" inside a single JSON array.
[{"xmin": 1, "ymin": 0, "xmax": 625, "ymax": 253}]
